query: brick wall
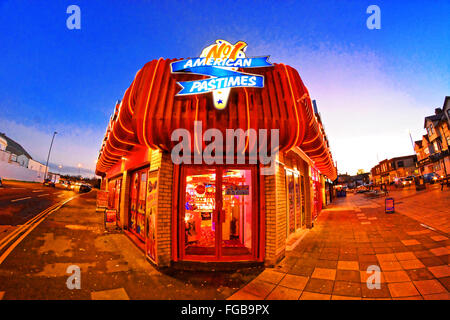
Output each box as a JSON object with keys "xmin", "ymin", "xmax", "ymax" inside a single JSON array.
[
  {"xmin": 264, "ymin": 151, "xmax": 313, "ymax": 266},
  {"xmin": 154, "ymin": 151, "xmax": 173, "ymax": 267},
  {"xmin": 264, "ymin": 153, "xmax": 288, "ymax": 266}
]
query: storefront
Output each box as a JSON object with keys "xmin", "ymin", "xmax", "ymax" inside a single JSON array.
[{"xmin": 96, "ymin": 40, "xmax": 337, "ymax": 267}]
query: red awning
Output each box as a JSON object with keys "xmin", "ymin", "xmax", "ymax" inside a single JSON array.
[{"xmin": 96, "ymin": 58, "xmax": 337, "ymax": 180}]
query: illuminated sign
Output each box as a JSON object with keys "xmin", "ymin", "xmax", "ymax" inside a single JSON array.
[{"xmin": 170, "ymin": 40, "xmax": 273, "ymax": 109}]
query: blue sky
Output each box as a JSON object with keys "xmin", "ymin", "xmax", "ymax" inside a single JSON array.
[{"xmin": 0, "ymin": 0, "xmax": 449, "ymax": 176}]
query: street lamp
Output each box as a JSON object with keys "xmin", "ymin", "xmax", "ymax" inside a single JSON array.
[
  {"xmin": 78, "ymin": 163, "xmax": 82, "ymax": 175},
  {"xmin": 44, "ymin": 131, "xmax": 57, "ymax": 180}
]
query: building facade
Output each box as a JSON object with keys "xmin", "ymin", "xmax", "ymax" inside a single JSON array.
[
  {"xmin": 0, "ymin": 132, "xmax": 32, "ymax": 168},
  {"xmin": 414, "ymin": 97, "xmax": 450, "ymax": 177},
  {"xmin": 28, "ymin": 159, "xmax": 48, "ymax": 180},
  {"xmin": 95, "ymin": 43, "xmax": 336, "ymax": 268},
  {"xmin": 370, "ymin": 155, "xmax": 417, "ymax": 184}
]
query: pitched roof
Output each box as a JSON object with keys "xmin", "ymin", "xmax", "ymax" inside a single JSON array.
[
  {"xmin": 0, "ymin": 133, "xmax": 32, "ymax": 159},
  {"xmin": 424, "ymin": 113, "xmax": 444, "ymax": 128}
]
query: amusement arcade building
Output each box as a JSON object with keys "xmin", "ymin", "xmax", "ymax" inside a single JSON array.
[{"xmin": 95, "ymin": 40, "xmax": 337, "ymax": 267}]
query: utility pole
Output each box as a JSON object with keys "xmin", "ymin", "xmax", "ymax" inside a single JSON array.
[
  {"xmin": 44, "ymin": 131, "xmax": 57, "ymax": 181},
  {"xmin": 409, "ymin": 131, "xmax": 416, "ymax": 154}
]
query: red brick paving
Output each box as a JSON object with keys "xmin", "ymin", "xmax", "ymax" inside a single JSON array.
[{"xmin": 228, "ymin": 190, "xmax": 450, "ymax": 300}]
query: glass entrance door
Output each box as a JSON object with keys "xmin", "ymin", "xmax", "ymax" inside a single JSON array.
[
  {"xmin": 220, "ymin": 169, "xmax": 253, "ymax": 258},
  {"xmin": 181, "ymin": 166, "xmax": 256, "ymax": 261}
]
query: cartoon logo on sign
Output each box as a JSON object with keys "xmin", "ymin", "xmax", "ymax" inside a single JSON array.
[{"xmin": 170, "ymin": 40, "xmax": 273, "ymax": 110}]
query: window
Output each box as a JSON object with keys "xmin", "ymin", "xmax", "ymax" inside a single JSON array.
[
  {"xmin": 397, "ymin": 161, "xmax": 404, "ymax": 168},
  {"xmin": 429, "ymin": 124, "xmax": 435, "ymax": 135},
  {"xmin": 434, "ymin": 141, "xmax": 440, "ymax": 152}
]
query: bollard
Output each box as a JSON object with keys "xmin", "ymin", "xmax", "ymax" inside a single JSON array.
[{"xmin": 385, "ymin": 198, "xmax": 394, "ymax": 214}]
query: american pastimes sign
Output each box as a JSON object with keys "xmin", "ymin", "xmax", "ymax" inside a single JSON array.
[{"xmin": 170, "ymin": 40, "xmax": 272, "ymax": 110}]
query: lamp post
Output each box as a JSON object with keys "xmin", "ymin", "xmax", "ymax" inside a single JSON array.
[{"xmin": 44, "ymin": 131, "xmax": 57, "ymax": 181}]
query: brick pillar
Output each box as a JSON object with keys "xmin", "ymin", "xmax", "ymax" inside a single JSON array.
[
  {"xmin": 100, "ymin": 177, "xmax": 107, "ymax": 190},
  {"xmin": 104, "ymin": 178, "xmax": 109, "ymax": 191},
  {"xmin": 264, "ymin": 153, "xmax": 288, "ymax": 266},
  {"xmin": 148, "ymin": 149, "xmax": 173, "ymax": 267},
  {"xmin": 156, "ymin": 152, "xmax": 173, "ymax": 267},
  {"xmin": 119, "ymin": 170, "xmax": 130, "ymax": 229},
  {"xmin": 264, "ymin": 173, "xmax": 276, "ymax": 265}
]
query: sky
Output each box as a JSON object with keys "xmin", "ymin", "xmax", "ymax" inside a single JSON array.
[{"xmin": 0, "ymin": 0, "xmax": 449, "ymax": 176}]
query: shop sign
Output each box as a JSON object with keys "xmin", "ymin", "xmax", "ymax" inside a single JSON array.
[
  {"xmin": 225, "ymin": 185, "xmax": 249, "ymax": 195},
  {"xmin": 170, "ymin": 39, "xmax": 273, "ymax": 109},
  {"xmin": 146, "ymin": 170, "xmax": 159, "ymax": 263},
  {"xmin": 385, "ymin": 197, "xmax": 395, "ymax": 213},
  {"xmin": 96, "ymin": 190, "xmax": 108, "ymax": 211},
  {"xmin": 104, "ymin": 208, "xmax": 117, "ymax": 231}
]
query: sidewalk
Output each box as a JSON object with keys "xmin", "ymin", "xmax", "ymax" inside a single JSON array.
[
  {"xmin": 0, "ymin": 191, "xmax": 260, "ymax": 300},
  {"xmin": 229, "ymin": 192, "xmax": 449, "ymax": 300}
]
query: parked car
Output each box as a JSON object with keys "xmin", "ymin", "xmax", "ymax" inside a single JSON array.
[
  {"xmin": 356, "ymin": 185, "xmax": 369, "ymax": 193},
  {"xmin": 78, "ymin": 184, "xmax": 92, "ymax": 193},
  {"xmin": 423, "ymin": 173, "xmax": 440, "ymax": 184},
  {"xmin": 396, "ymin": 177, "xmax": 413, "ymax": 187},
  {"xmin": 43, "ymin": 178, "xmax": 55, "ymax": 187}
]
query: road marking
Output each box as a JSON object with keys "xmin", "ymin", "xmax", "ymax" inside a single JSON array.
[
  {"xmin": 11, "ymin": 197, "xmax": 32, "ymax": 202},
  {"xmin": 0, "ymin": 194, "xmax": 83, "ymax": 266},
  {"xmin": 37, "ymin": 194, "xmax": 50, "ymax": 197},
  {"xmin": 0, "ymin": 202, "xmax": 60, "ymax": 249},
  {"xmin": 32, "ymin": 190, "xmax": 44, "ymax": 193},
  {"xmin": 420, "ymin": 223, "xmax": 437, "ymax": 231}
]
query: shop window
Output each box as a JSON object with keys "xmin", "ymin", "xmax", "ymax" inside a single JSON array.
[
  {"xmin": 294, "ymin": 174, "xmax": 302, "ymax": 229},
  {"xmin": 300, "ymin": 176, "xmax": 306, "ymax": 227},
  {"xmin": 129, "ymin": 169, "xmax": 147, "ymax": 241},
  {"xmin": 184, "ymin": 168, "xmax": 217, "ymax": 256},
  {"xmin": 182, "ymin": 166, "xmax": 255, "ymax": 260},
  {"xmin": 286, "ymin": 172, "xmax": 295, "ymax": 235}
]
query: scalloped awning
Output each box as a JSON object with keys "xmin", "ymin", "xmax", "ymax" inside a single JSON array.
[{"xmin": 96, "ymin": 59, "xmax": 337, "ymax": 180}]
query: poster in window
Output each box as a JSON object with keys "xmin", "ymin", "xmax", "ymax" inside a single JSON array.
[
  {"xmin": 295, "ymin": 175, "xmax": 301, "ymax": 229},
  {"xmin": 137, "ymin": 172, "xmax": 147, "ymax": 238},
  {"xmin": 146, "ymin": 170, "xmax": 159, "ymax": 263},
  {"xmin": 288, "ymin": 174, "xmax": 295, "ymax": 234},
  {"xmin": 130, "ymin": 173, "xmax": 139, "ymax": 232}
]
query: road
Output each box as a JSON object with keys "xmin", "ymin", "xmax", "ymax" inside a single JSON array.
[{"xmin": 0, "ymin": 180, "xmax": 77, "ymax": 241}]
